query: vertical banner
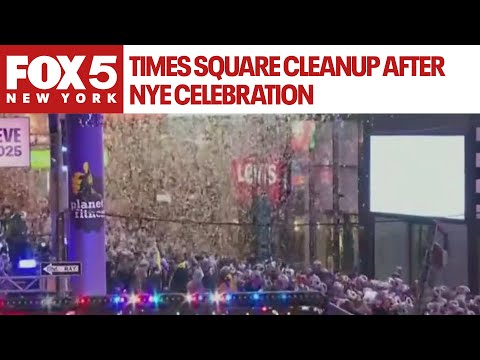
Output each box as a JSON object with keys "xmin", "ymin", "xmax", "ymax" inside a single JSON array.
[{"xmin": 65, "ymin": 114, "xmax": 106, "ymax": 296}]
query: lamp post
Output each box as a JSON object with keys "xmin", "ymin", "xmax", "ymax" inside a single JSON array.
[{"xmin": 48, "ymin": 114, "xmax": 68, "ymax": 294}]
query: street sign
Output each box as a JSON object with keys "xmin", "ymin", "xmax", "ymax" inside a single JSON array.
[{"xmin": 41, "ymin": 262, "xmax": 82, "ymax": 276}]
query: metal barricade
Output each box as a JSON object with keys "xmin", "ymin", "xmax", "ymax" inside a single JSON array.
[{"xmin": 0, "ymin": 275, "xmax": 43, "ymax": 294}]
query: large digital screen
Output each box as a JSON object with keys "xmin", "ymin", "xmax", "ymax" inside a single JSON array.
[{"xmin": 370, "ymin": 135, "xmax": 465, "ymax": 220}]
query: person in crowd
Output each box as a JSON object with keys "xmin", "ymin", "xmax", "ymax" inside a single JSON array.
[
  {"xmin": 146, "ymin": 265, "xmax": 163, "ymax": 293},
  {"xmin": 116, "ymin": 251, "xmax": 135, "ymax": 292},
  {"xmin": 132, "ymin": 258, "xmax": 149, "ymax": 292},
  {"xmin": 200, "ymin": 258, "xmax": 216, "ymax": 292},
  {"xmin": 169, "ymin": 253, "xmax": 189, "ymax": 293},
  {"xmin": 1, "ymin": 207, "xmax": 29, "ymax": 272},
  {"xmin": 2, "ymin": 207, "xmax": 28, "ymax": 242},
  {"xmin": 0, "ymin": 239, "xmax": 8, "ymax": 256},
  {"xmin": 217, "ymin": 266, "xmax": 237, "ymax": 293},
  {"xmin": 187, "ymin": 268, "xmax": 205, "ymax": 294},
  {"xmin": 106, "ymin": 254, "xmax": 116, "ymax": 293}
]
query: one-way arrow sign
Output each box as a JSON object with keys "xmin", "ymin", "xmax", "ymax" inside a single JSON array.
[{"xmin": 41, "ymin": 262, "xmax": 82, "ymax": 276}]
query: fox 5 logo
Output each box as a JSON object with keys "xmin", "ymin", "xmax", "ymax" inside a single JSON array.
[
  {"xmin": 6, "ymin": 55, "xmax": 117, "ymax": 91},
  {"xmin": 0, "ymin": 45, "xmax": 124, "ymax": 113}
]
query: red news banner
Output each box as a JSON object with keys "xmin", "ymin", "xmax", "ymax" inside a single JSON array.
[{"xmin": 0, "ymin": 45, "xmax": 469, "ymax": 114}]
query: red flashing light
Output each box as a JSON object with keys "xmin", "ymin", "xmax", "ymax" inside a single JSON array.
[{"xmin": 79, "ymin": 297, "xmax": 89, "ymax": 306}]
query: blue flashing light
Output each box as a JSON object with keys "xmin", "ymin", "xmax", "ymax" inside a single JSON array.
[
  {"xmin": 225, "ymin": 294, "xmax": 232, "ymax": 302},
  {"xmin": 252, "ymin": 293, "xmax": 260, "ymax": 301},
  {"xmin": 112, "ymin": 296, "xmax": 122, "ymax": 305},
  {"xmin": 18, "ymin": 259, "xmax": 37, "ymax": 269},
  {"xmin": 280, "ymin": 293, "xmax": 288, "ymax": 301},
  {"xmin": 151, "ymin": 294, "xmax": 161, "ymax": 305}
]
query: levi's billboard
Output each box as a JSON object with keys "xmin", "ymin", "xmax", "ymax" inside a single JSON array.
[
  {"xmin": 0, "ymin": 45, "xmax": 123, "ymax": 113},
  {"xmin": 231, "ymin": 156, "xmax": 285, "ymax": 205}
]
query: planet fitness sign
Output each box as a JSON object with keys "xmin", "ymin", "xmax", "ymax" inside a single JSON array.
[
  {"xmin": 0, "ymin": 117, "xmax": 30, "ymax": 168},
  {"xmin": 66, "ymin": 114, "xmax": 105, "ymax": 233}
]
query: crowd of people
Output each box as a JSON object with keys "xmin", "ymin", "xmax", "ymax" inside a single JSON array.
[
  {"xmin": 2, "ymin": 205, "xmax": 479, "ymax": 315},
  {"xmin": 106, "ymin": 246, "xmax": 480, "ymax": 315}
]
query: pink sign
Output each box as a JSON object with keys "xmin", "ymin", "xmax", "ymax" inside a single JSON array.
[{"xmin": 0, "ymin": 117, "xmax": 30, "ymax": 168}]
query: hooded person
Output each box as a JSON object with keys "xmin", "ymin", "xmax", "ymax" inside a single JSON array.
[
  {"xmin": 265, "ymin": 261, "xmax": 277, "ymax": 276},
  {"xmin": 187, "ymin": 268, "xmax": 205, "ymax": 294},
  {"xmin": 144, "ymin": 263, "xmax": 163, "ymax": 293},
  {"xmin": 200, "ymin": 258, "xmax": 216, "ymax": 292},
  {"xmin": 274, "ymin": 274, "xmax": 290, "ymax": 291},
  {"xmin": 217, "ymin": 266, "xmax": 237, "ymax": 294},
  {"xmin": 391, "ymin": 266, "xmax": 403, "ymax": 279},
  {"xmin": 133, "ymin": 258, "xmax": 150, "ymax": 292},
  {"xmin": 106, "ymin": 251, "xmax": 117, "ymax": 293},
  {"xmin": 152, "ymin": 243, "xmax": 162, "ymax": 270},
  {"xmin": 296, "ymin": 274, "xmax": 309, "ymax": 291},
  {"xmin": 321, "ymin": 270, "xmax": 336, "ymax": 289},
  {"xmin": 160, "ymin": 258, "xmax": 170, "ymax": 289},
  {"xmin": 309, "ymin": 274, "xmax": 327, "ymax": 295},
  {"xmin": 116, "ymin": 251, "xmax": 134, "ymax": 291},
  {"xmin": 235, "ymin": 272, "xmax": 246, "ymax": 292},
  {"xmin": 250, "ymin": 270, "xmax": 264, "ymax": 292},
  {"xmin": 169, "ymin": 254, "xmax": 189, "ymax": 293}
]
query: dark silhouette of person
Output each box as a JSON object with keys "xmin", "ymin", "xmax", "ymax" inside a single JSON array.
[{"xmin": 73, "ymin": 162, "xmax": 102, "ymax": 203}]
